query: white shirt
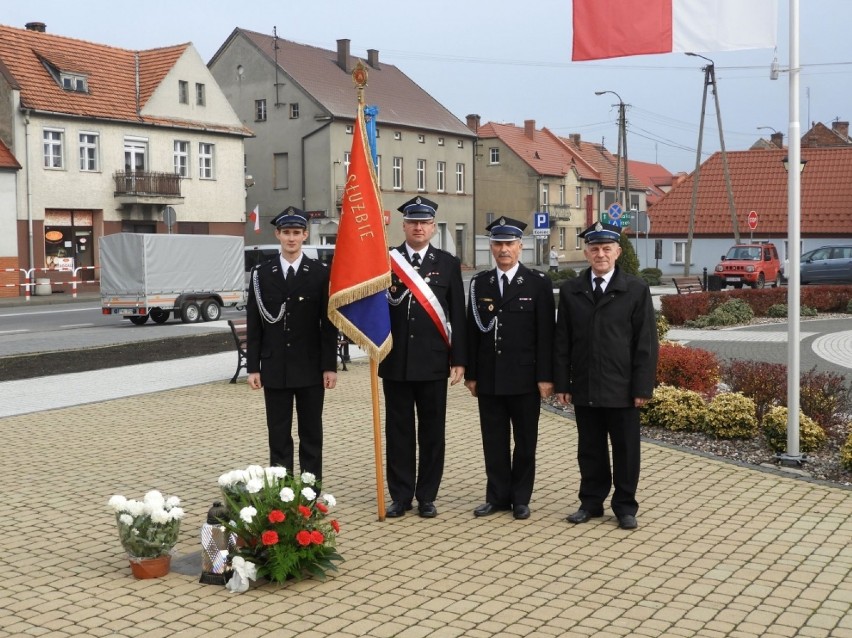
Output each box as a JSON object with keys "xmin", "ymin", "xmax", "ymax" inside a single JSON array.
[
  {"xmin": 497, "ymin": 263, "xmax": 521, "ymax": 295},
  {"xmin": 280, "ymin": 253, "xmax": 304, "ymax": 274},
  {"xmin": 591, "ymin": 269, "xmax": 614, "ymax": 292}
]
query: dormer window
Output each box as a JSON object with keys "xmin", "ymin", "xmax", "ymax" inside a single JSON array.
[{"xmin": 61, "ymin": 73, "xmax": 88, "ymax": 92}]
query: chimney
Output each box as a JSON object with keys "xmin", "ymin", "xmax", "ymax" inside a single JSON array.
[
  {"xmin": 832, "ymin": 120, "xmax": 849, "ymax": 139},
  {"xmin": 25, "ymin": 21, "xmax": 46, "ymax": 32},
  {"xmin": 770, "ymin": 132, "xmax": 784, "ymax": 148},
  {"xmin": 367, "ymin": 49, "xmax": 380, "ymax": 69},
  {"xmin": 524, "ymin": 119, "xmax": 535, "ymax": 139},
  {"xmin": 336, "ymin": 39, "xmax": 350, "ymax": 73},
  {"xmin": 465, "ymin": 114, "xmax": 481, "ymax": 132},
  {"xmin": 569, "ymin": 133, "xmax": 581, "ymax": 145}
]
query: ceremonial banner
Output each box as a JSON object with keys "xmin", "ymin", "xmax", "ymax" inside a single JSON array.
[
  {"xmin": 572, "ymin": 0, "xmax": 777, "ymax": 61},
  {"xmin": 328, "ymin": 101, "xmax": 392, "ymax": 362}
]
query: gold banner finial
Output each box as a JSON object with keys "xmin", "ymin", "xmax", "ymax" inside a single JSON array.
[{"xmin": 352, "ymin": 61, "xmax": 368, "ymax": 88}]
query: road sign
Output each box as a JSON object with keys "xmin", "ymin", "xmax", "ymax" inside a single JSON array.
[
  {"xmin": 600, "ymin": 210, "xmax": 631, "ymax": 228},
  {"xmin": 533, "ymin": 211, "xmax": 550, "ymax": 237},
  {"xmin": 607, "ymin": 203, "xmax": 623, "ymax": 220},
  {"xmin": 747, "ymin": 210, "xmax": 758, "ymax": 231}
]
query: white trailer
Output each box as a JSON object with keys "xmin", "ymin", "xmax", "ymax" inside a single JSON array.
[{"xmin": 100, "ymin": 234, "xmax": 246, "ymax": 325}]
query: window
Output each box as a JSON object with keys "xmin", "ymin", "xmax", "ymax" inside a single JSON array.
[
  {"xmin": 436, "ymin": 161, "xmax": 446, "ymax": 193},
  {"xmin": 173, "ymin": 141, "xmax": 189, "ymax": 177},
  {"xmin": 438, "ymin": 137, "xmax": 445, "ymax": 147},
  {"xmin": 61, "ymin": 73, "xmax": 87, "ymax": 92},
  {"xmin": 375, "ymin": 155, "xmax": 382, "ymax": 186},
  {"xmin": 559, "ymin": 227, "xmax": 566, "ymax": 250},
  {"xmin": 392, "ymin": 157, "xmax": 403, "ymax": 190},
  {"xmin": 486, "ymin": 212, "xmax": 495, "ymax": 226},
  {"xmin": 255, "ymin": 99, "xmax": 267, "ymax": 122},
  {"xmin": 455, "ymin": 163, "xmax": 465, "ymax": 193},
  {"xmin": 575, "ymin": 228, "xmax": 583, "ymax": 250},
  {"xmin": 673, "ymin": 241, "xmax": 687, "ymax": 265},
  {"xmin": 416, "ymin": 159, "xmax": 426, "ymax": 191},
  {"xmin": 541, "ymin": 185, "xmax": 549, "ymax": 212},
  {"xmin": 124, "ymin": 138, "xmax": 147, "ymax": 172},
  {"xmin": 78, "ymin": 132, "xmax": 99, "ymax": 171},
  {"xmin": 289, "ymin": 103, "xmax": 299, "ymax": 119},
  {"xmin": 345, "ymin": 125, "xmax": 353, "ymax": 134},
  {"xmin": 273, "ymin": 153, "xmax": 289, "ymax": 189},
  {"xmin": 343, "ymin": 152, "xmax": 351, "ymax": 177},
  {"xmin": 394, "ymin": 132, "xmax": 402, "ymax": 141},
  {"xmin": 43, "ymin": 129, "xmax": 64, "ymax": 169},
  {"xmin": 489, "ymin": 148, "xmax": 500, "ymax": 164},
  {"xmin": 198, "ymin": 142, "xmax": 215, "ymax": 179},
  {"xmin": 418, "ymin": 134, "xmax": 425, "ymax": 143},
  {"xmin": 576, "ymin": 186, "xmax": 582, "ymax": 207},
  {"xmin": 457, "ymin": 140, "xmax": 464, "ymax": 149},
  {"xmin": 559, "ymin": 185, "xmax": 566, "ymax": 206},
  {"xmin": 178, "ymin": 80, "xmax": 189, "ymax": 104},
  {"xmin": 196, "ymin": 83, "xmax": 206, "ymax": 106}
]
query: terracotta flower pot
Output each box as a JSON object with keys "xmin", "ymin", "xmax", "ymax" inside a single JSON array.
[{"xmin": 129, "ymin": 555, "xmax": 171, "ymax": 579}]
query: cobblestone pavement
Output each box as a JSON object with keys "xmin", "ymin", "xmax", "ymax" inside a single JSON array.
[{"xmin": 1, "ymin": 355, "xmax": 850, "ymax": 637}]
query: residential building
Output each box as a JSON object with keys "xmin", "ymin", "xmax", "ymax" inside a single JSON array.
[
  {"xmin": 0, "ymin": 22, "xmax": 252, "ymax": 296},
  {"xmin": 470, "ymin": 119, "xmax": 647, "ymax": 267},
  {"xmin": 0, "ymin": 139, "xmax": 21, "ymax": 297},
  {"xmin": 647, "ymin": 147, "xmax": 852, "ymax": 275},
  {"xmin": 209, "ymin": 31, "xmax": 477, "ymax": 264}
]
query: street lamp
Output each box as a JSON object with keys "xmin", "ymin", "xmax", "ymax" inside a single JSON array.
[
  {"xmin": 594, "ymin": 90, "xmax": 630, "ymax": 218},
  {"xmin": 780, "ymin": 155, "xmax": 807, "ymax": 467},
  {"xmin": 757, "ymin": 126, "xmax": 779, "ymax": 135}
]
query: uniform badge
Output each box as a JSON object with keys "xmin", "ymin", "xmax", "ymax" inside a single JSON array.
[
  {"xmin": 487, "ymin": 304, "xmax": 494, "ymax": 311},
  {"xmin": 390, "ymin": 286, "xmax": 397, "ymax": 293},
  {"xmin": 424, "ymin": 277, "xmax": 431, "ymax": 283}
]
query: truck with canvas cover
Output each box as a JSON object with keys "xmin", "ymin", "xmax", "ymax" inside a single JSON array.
[{"xmin": 100, "ymin": 234, "xmax": 246, "ymax": 325}]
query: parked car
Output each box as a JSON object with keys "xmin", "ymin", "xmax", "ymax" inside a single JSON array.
[
  {"xmin": 714, "ymin": 242, "xmax": 783, "ymax": 289},
  {"xmin": 800, "ymin": 245, "xmax": 852, "ymax": 284}
]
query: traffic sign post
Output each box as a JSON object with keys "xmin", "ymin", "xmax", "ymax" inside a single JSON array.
[
  {"xmin": 533, "ymin": 211, "xmax": 550, "ymax": 238},
  {"xmin": 747, "ymin": 210, "xmax": 758, "ymax": 231}
]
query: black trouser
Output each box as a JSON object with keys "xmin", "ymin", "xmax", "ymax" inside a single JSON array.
[
  {"xmin": 573, "ymin": 405, "xmax": 640, "ymax": 517},
  {"xmin": 477, "ymin": 391, "xmax": 540, "ymax": 507},
  {"xmin": 383, "ymin": 378, "xmax": 447, "ymax": 505},
  {"xmin": 263, "ymin": 385, "xmax": 324, "ymax": 480}
]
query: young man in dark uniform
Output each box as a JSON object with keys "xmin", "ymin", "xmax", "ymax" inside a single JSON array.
[
  {"xmin": 245, "ymin": 207, "xmax": 339, "ymax": 479},
  {"xmin": 465, "ymin": 217, "xmax": 554, "ymax": 520},
  {"xmin": 379, "ymin": 196, "xmax": 467, "ymax": 519},
  {"xmin": 554, "ymin": 222, "xmax": 658, "ymax": 530}
]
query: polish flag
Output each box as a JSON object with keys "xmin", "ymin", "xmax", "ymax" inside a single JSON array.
[
  {"xmin": 248, "ymin": 205, "xmax": 260, "ymax": 234},
  {"xmin": 572, "ymin": 0, "xmax": 777, "ymax": 62}
]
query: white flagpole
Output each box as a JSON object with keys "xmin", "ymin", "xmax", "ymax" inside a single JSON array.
[{"xmin": 782, "ymin": 0, "xmax": 802, "ymax": 465}]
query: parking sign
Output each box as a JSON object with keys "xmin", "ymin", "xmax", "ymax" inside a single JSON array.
[{"xmin": 533, "ymin": 211, "xmax": 550, "ymax": 237}]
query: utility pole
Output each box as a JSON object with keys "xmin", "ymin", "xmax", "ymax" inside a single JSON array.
[
  {"xmin": 683, "ymin": 54, "xmax": 740, "ymax": 277},
  {"xmin": 595, "ymin": 90, "xmax": 630, "ymax": 217}
]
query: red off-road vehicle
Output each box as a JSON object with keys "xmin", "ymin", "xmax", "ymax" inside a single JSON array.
[{"xmin": 714, "ymin": 243, "xmax": 783, "ymax": 289}]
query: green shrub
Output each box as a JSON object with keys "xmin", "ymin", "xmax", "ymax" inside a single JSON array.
[
  {"xmin": 548, "ymin": 268, "xmax": 577, "ymax": 285},
  {"xmin": 641, "ymin": 268, "xmax": 662, "ymax": 286},
  {"xmin": 656, "ymin": 312, "xmax": 670, "ymax": 341},
  {"xmin": 761, "ymin": 406, "xmax": 827, "ymax": 453},
  {"xmin": 722, "ymin": 360, "xmax": 786, "ymax": 423},
  {"xmin": 656, "ymin": 343, "xmax": 719, "ymax": 395},
  {"xmin": 801, "ymin": 305, "xmax": 818, "ymax": 317},
  {"xmin": 800, "ymin": 368, "xmax": 852, "ymax": 428},
  {"xmin": 684, "ymin": 298, "xmax": 754, "ymax": 328},
  {"xmin": 767, "ymin": 304, "xmax": 787, "ymax": 318},
  {"xmin": 841, "ymin": 427, "xmax": 852, "ymax": 471},
  {"xmin": 616, "ymin": 235, "xmax": 640, "ymax": 276},
  {"xmin": 847, "ymin": 299, "xmax": 852, "ymax": 314},
  {"xmin": 641, "ymin": 384, "xmax": 707, "ymax": 432},
  {"xmin": 703, "ymin": 392, "xmax": 758, "ymax": 439}
]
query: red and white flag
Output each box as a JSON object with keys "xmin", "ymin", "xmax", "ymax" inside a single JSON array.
[
  {"xmin": 572, "ymin": 0, "xmax": 777, "ymax": 62},
  {"xmin": 248, "ymin": 205, "xmax": 261, "ymax": 234}
]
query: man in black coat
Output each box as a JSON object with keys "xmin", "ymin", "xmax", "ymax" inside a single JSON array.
[
  {"xmin": 554, "ymin": 222, "xmax": 658, "ymax": 530},
  {"xmin": 465, "ymin": 217, "xmax": 554, "ymax": 520},
  {"xmin": 379, "ymin": 196, "xmax": 467, "ymax": 519},
  {"xmin": 246, "ymin": 207, "xmax": 339, "ymax": 479}
]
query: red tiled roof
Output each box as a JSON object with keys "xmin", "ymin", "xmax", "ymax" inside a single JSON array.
[
  {"xmin": 0, "ymin": 24, "xmax": 249, "ymax": 136},
  {"xmin": 0, "ymin": 139, "xmax": 21, "ymax": 169},
  {"xmin": 649, "ymin": 148, "xmax": 852, "ymax": 237},
  {"xmin": 221, "ymin": 29, "xmax": 473, "ymax": 137},
  {"xmin": 559, "ymin": 135, "xmax": 645, "ymax": 190},
  {"xmin": 476, "ymin": 121, "xmax": 579, "ymax": 177},
  {"xmin": 628, "ymin": 159, "xmax": 673, "ymax": 204}
]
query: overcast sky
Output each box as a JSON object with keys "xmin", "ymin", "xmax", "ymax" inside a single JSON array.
[{"xmin": 5, "ymin": 1, "xmax": 850, "ymax": 174}]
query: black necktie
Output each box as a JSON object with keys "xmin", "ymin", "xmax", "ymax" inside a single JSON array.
[
  {"xmin": 501, "ymin": 273, "xmax": 510, "ymax": 297},
  {"xmin": 593, "ymin": 276, "xmax": 604, "ymax": 302},
  {"xmin": 286, "ymin": 265, "xmax": 295, "ymax": 280},
  {"xmin": 411, "ymin": 253, "xmax": 421, "ymax": 270}
]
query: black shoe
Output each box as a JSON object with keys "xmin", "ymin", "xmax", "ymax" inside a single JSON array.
[
  {"xmin": 418, "ymin": 502, "xmax": 438, "ymax": 518},
  {"xmin": 565, "ymin": 509, "xmax": 604, "ymax": 524},
  {"xmin": 513, "ymin": 504, "xmax": 531, "ymax": 520},
  {"xmin": 385, "ymin": 501, "xmax": 412, "ymax": 518},
  {"xmin": 473, "ymin": 502, "xmax": 510, "ymax": 517},
  {"xmin": 617, "ymin": 514, "xmax": 638, "ymax": 530}
]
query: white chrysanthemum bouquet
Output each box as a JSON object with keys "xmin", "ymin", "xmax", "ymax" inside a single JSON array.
[{"xmin": 107, "ymin": 490, "xmax": 184, "ymax": 559}]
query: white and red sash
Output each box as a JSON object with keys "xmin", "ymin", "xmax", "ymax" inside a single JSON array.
[{"xmin": 389, "ymin": 249, "xmax": 451, "ymax": 347}]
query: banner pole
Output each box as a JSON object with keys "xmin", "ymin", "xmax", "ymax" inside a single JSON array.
[{"xmin": 370, "ymin": 359, "xmax": 386, "ymax": 521}]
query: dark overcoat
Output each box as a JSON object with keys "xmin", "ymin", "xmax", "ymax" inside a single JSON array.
[
  {"xmin": 465, "ymin": 264, "xmax": 554, "ymax": 395},
  {"xmin": 554, "ymin": 266, "xmax": 658, "ymax": 407},
  {"xmin": 246, "ymin": 255, "xmax": 338, "ymax": 388}
]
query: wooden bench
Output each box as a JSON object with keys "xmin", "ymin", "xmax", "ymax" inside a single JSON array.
[
  {"xmin": 672, "ymin": 276, "xmax": 704, "ymax": 294},
  {"xmin": 227, "ymin": 319, "xmax": 248, "ymax": 383}
]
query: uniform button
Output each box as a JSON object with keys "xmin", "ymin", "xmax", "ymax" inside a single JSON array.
[{"xmin": 410, "ymin": 335, "xmax": 415, "ymax": 339}]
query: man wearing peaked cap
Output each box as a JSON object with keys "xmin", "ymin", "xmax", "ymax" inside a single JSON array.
[
  {"xmin": 379, "ymin": 196, "xmax": 467, "ymax": 519},
  {"xmin": 554, "ymin": 220, "xmax": 658, "ymax": 530},
  {"xmin": 245, "ymin": 205, "xmax": 339, "ymax": 480},
  {"xmin": 465, "ymin": 215, "xmax": 554, "ymax": 521}
]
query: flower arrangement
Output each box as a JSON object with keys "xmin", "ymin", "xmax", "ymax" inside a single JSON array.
[
  {"xmin": 107, "ymin": 490, "xmax": 184, "ymax": 559},
  {"xmin": 218, "ymin": 465, "xmax": 342, "ymax": 587}
]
